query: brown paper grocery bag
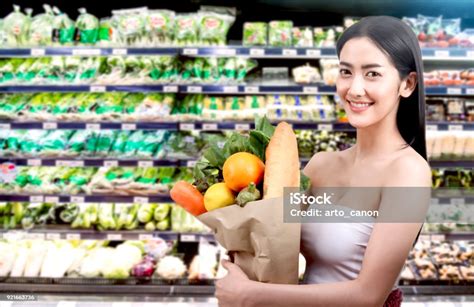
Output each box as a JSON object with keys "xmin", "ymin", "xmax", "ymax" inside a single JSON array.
[{"xmin": 198, "ymin": 197, "xmax": 301, "ymax": 284}]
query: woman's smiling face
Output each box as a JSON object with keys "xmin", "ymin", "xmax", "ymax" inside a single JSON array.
[{"xmin": 336, "ymin": 37, "xmax": 403, "ymax": 128}]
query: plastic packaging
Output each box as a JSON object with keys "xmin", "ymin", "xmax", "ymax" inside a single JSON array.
[
  {"xmin": 75, "ymin": 8, "xmax": 99, "ymax": 45},
  {"xmin": 268, "ymin": 20, "xmax": 293, "ymax": 47},
  {"xmin": 243, "ymin": 22, "xmax": 267, "ymax": 46}
]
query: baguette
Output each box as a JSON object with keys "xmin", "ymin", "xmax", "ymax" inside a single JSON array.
[{"xmin": 263, "ymin": 122, "xmax": 300, "ymax": 199}]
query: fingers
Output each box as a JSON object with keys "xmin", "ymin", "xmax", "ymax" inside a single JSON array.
[{"xmin": 221, "ymin": 258, "xmax": 233, "ymax": 270}]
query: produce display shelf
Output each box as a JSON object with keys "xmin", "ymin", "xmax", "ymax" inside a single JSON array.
[
  {"xmin": 0, "ymin": 281, "xmax": 473, "ymax": 296},
  {"xmin": 0, "ymin": 194, "xmax": 173, "ymax": 204},
  {"xmin": 0, "ymin": 84, "xmax": 472, "ymax": 96},
  {"xmin": 0, "ymin": 227, "xmax": 215, "ymax": 242},
  {"xmin": 419, "ymin": 233, "xmax": 474, "ymax": 241},
  {"xmin": 0, "ymin": 121, "xmax": 179, "ymax": 130},
  {"xmin": 0, "ymin": 120, "xmax": 468, "ymax": 132},
  {"xmin": 0, "ymin": 85, "xmax": 179, "ymax": 93},
  {"xmin": 0, "ymin": 47, "xmax": 180, "ymax": 57},
  {"xmin": 0, "ymin": 158, "xmax": 182, "ymax": 167},
  {"xmin": 1, "ymin": 47, "xmax": 473, "ymax": 60}
]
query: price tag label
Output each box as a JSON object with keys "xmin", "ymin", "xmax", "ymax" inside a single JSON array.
[
  {"xmin": 112, "ymin": 49, "xmax": 128, "ymax": 56},
  {"xmin": 186, "ymin": 160, "xmax": 197, "ymax": 168},
  {"xmin": 107, "ymin": 234, "xmax": 123, "ymax": 240},
  {"xmin": 45, "ymin": 196, "xmax": 59, "ymax": 203},
  {"xmin": 86, "ymin": 123, "xmax": 101, "ymax": 130},
  {"xmin": 139, "ymin": 234, "xmax": 154, "ymax": 240},
  {"xmin": 26, "ymin": 233, "xmax": 45, "ymax": 240},
  {"xmin": 31, "ymin": 48, "xmax": 46, "ymax": 56},
  {"xmin": 27, "ymin": 159, "xmax": 42, "ymax": 166},
  {"xmin": 57, "ymin": 301, "xmax": 76, "ymax": 307},
  {"xmin": 303, "ymin": 87, "xmax": 319, "ymax": 94},
  {"xmin": 434, "ymin": 50, "xmax": 450, "ymax": 58},
  {"xmin": 244, "ymin": 86, "xmax": 259, "ymax": 93},
  {"xmin": 66, "ymin": 233, "xmax": 81, "ymax": 240},
  {"xmin": 202, "ymin": 123, "xmax": 218, "ymax": 131},
  {"xmin": 72, "ymin": 49, "xmax": 101, "ymax": 56},
  {"xmin": 104, "ymin": 160, "xmax": 119, "ymax": 167},
  {"xmin": 418, "ymin": 235, "xmax": 430, "ymax": 241},
  {"xmin": 179, "ymin": 123, "xmax": 195, "ymax": 131},
  {"xmin": 56, "ymin": 160, "xmax": 84, "ymax": 167},
  {"xmin": 216, "ymin": 48, "xmax": 236, "ymax": 56},
  {"xmin": 183, "ymin": 48, "xmax": 198, "ymax": 55},
  {"xmin": 223, "ymin": 86, "xmax": 239, "ymax": 93},
  {"xmin": 134, "ymin": 197, "xmax": 149, "ymax": 204},
  {"xmin": 451, "ymin": 198, "xmax": 465, "ymax": 206},
  {"xmin": 431, "ymin": 234, "xmax": 446, "ymax": 242},
  {"xmin": 90, "ymin": 86, "xmax": 106, "ymax": 93},
  {"xmin": 122, "ymin": 123, "xmax": 137, "ymax": 130},
  {"xmin": 448, "ymin": 125, "xmax": 463, "ymax": 131},
  {"xmin": 46, "ymin": 233, "xmax": 61, "ymax": 240},
  {"xmin": 112, "ymin": 303, "xmax": 132, "ymax": 307},
  {"xmin": 318, "ymin": 124, "xmax": 333, "ymax": 131},
  {"xmin": 447, "ymin": 87, "xmax": 462, "ymax": 95},
  {"xmin": 466, "ymin": 88, "xmax": 474, "ymax": 95},
  {"xmin": 235, "ymin": 123, "xmax": 250, "ymax": 131},
  {"xmin": 426, "ymin": 125, "xmax": 438, "ymax": 131},
  {"xmin": 30, "ymin": 196, "xmax": 44, "ymax": 203},
  {"xmin": 250, "ymin": 48, "xmax": 265, "ymax": 56},
  {"xmin": 467, "ymin": 51, "xmax": 474, "ymax": 58},
  {"xmin": 4, "ymin": 231, "xmax": 25, "ymax": 241},
  {"xmin": 181, "ymin": 234, "xmax": 197, "ymax": 242},
  {"xmin": 43, "ymin": 122, "xmax": 58, "ymax": 130},
  {"xmin": 70, "ymin": 196, "xmax": 85, "ymax": 203},
  {"xmin": 306, "ymin": 49, "xmax": 321, "ymax": 57},
  {"xmin": 0, "ymin": 301, "xmax": 13, "ymax": 307},
  {"xmin": 138, "ymin": 161, "xmax": 153, "ymax": 167},
  {"xmin": 187, "ymin": 86, "xmax": 202, "ymax": 93},
  {"xmin": 282, "ymin": 49, "xmax": 297, "ymax": 56},
  {"xmin": 163, "ymin": 85, "xmax": 178, "ymax": 93},
  {"xmin": 0, "ymin": 124, "xmax": 11, "ymax": 130}
]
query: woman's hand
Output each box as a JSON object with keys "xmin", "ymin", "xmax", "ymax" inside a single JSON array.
[{"xmin": 215, "ymin": 259, "xmax": 255, "ymax": 307}]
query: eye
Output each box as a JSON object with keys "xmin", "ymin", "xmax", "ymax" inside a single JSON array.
[
  {"xmin": 339, "ymin": 68, "xmax": 351, "ymax": 77},
  {"xmin": 366, "ymin": 71, "xmax": 381, "ymax": 78}
]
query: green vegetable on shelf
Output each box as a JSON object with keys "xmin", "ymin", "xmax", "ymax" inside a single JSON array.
[
  {"xmin": 137, "ymin": 203, "xmax": 157, "ymax": 224},
  {"xmin": 154, "ymin": 203, "xmax": 171, "ymax": 222},
  {"xmin": 75, "ymin": 8, "xmax": 99, "ymax": 45},
  {"xmin": 155, "ymin": 217, "xmax": 170, "ymax": 231},
  {"xmin": 243, "ymin": 22, "xmax": 267, "ymax": 46},
  {"xmin": 59, "ymin": 203, "xmax": 79, "ymax": 223}
]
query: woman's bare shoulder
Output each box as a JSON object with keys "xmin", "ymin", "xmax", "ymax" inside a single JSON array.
[
  {"xmin": 302, "ymin": 149, "xmax": 349, "ymax": 178},
  {"xmin": 385, "ymin": 147, "xmax": 431, "ymax": 187}
]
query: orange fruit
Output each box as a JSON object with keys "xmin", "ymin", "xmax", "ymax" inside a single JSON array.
[{"xmin": 223, "ymin": 152, "xmax": 265, "ymax": 192}]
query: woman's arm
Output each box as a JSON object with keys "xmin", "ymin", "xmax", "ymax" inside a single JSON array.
[{"xmin": 216, "ymin": 155, "xmax": 431, "ymax": 307}]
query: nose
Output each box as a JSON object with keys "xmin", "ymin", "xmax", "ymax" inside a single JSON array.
[{"xmin": 347, "ymin": 75, "xmax": 366, "ymax": 98}]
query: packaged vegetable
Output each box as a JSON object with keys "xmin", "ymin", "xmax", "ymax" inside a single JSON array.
[
  {"xmin": 268, "ymin": 20, "xmax": 293, "ymax": 47},
  {"xmin": 292, "ymin": 27, "xmax": 313, "ymax": 47},
  {"xmin": 174, "ymin": 14, "xmax": 198, "ymax": 46},
  {"xmin": 29, "ymin": 5, "xmax": 54, "ymax": 46},
  {"xmin": 146, "ymin": 9, "xmax": 175, "ymax": 45},
  {"xmin": 243, "ymin": 22, "xmax": 267, "ymax": 46},
  {"xmin": 3, "ymin": 6, "xmax": 31, "ymax": 46},
  {"xmin": 75, "ymin": 8, "xmax": 99, "ymax": 45},
  {"xmin": 198, "ymin": 6, "xmax": 235, "ymax": 46},
  {"xmin": 111, "ymin": 7, "xmax": 147, "ymax": 46},
  {"xmin": 52, "ymin": 7, "xmax": 75, "ymax": 45},
  {"xmin": 155, "ymin": 255, "xmax": 186, "ymax": 279}
]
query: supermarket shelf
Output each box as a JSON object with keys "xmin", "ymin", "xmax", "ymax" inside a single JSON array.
[
  {"xmin": 426, "ymin": 122, "xmax": 474, "ymax": 131},
  {"xmin": 0, "ymin": 227, "xmax": 215, "ymax": 242},
  {"xmin": 419, "ymin": 233, "xmax": 474, "ymax": 241},
  {"xmin": 1, "ymin": 47, "xmax": 473, "ymax": 61},
  {"xmin": 178, "ymin": 84, "xmax": 337, "ymax": 94},
  {"xmin": 0, "ymin": 121, "xmax": 178, "ymax": 130},
  {"xmin": 425, "ymin": 86, "xmax": 474, "ymax": 96},
  {"xmin": 0, "ymin": 85, "xmax": 179, "ymax": 93},
  {"xmin": 0, "ymin": 158, "xmax": 181, "ymax": 167},
  {"xmin": 0, "ymin": 281, "xmax": 473, "ymax": 296},
  {"xmin": 429, "ymin": 160, "xmax": 474, "ymax": 168},
  {"xmin": 0, "ymin": 194, "xmax": 173, "ymax": 203},
  {"xmin": 0, "ymin": 47, "xmax": 180, "ymax": 57},
  {"xmin": 179, "ymin": 121, "xmax": 352, "ymax": 131}
]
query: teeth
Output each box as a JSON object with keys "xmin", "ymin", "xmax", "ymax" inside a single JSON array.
[{"xmin": 350, "ymin": 101, "xmax": 371, "ymax": 108}]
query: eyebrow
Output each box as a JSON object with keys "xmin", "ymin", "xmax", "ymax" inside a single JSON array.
[{"xmin": 340, "ymin": 61, "xmax": 383, "ymax": 69}]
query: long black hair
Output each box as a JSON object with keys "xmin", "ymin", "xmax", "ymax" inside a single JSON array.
[{"xmin": 336, "ymin": 16, "xmax": 427, "ymax": 161}]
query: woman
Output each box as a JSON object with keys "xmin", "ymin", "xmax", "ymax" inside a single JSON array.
[{"xmin": 216, "ymin": 16, "xmax": 432, "ymax": 307}]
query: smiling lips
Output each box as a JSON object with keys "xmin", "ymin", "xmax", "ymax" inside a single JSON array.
[{"xmin": 347, "ymin": 100, "xmax": 375, "ymax": 112}]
